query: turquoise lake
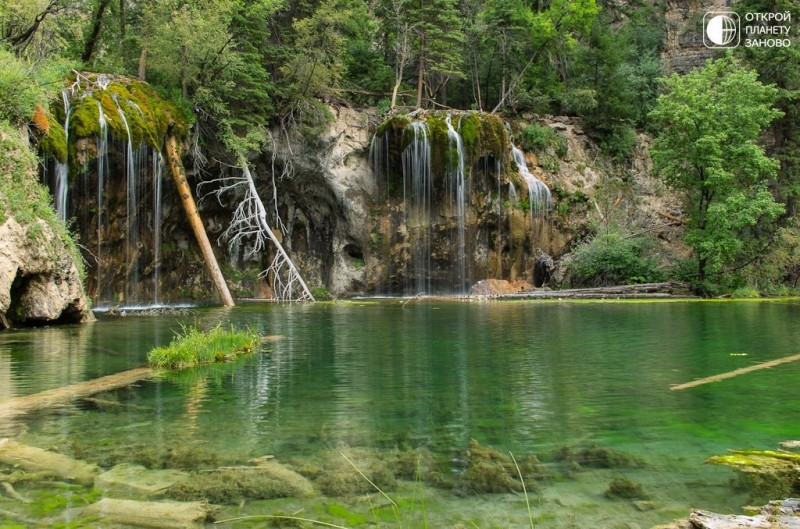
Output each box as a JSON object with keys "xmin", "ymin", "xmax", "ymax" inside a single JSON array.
[{"xmin": 1, "ymin": 299, "xmax": 799, "ymax": 528}]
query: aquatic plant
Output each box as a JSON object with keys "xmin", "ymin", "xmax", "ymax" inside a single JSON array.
[
  {"xmin": 604, "ymin": 477, "xmax": 649, "ymax": 499},
  {"xmin": 147, "ymin": 324, "xmax": 259, "ymax": 369}
]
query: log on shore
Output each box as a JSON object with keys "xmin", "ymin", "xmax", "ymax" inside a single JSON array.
[
  {"xmin": 0, "ymin": 367, "xmax": 154, "ymax": 419},
  {"xmin": 0, "ymin": 439, "xmax": 98, "ymax": 484},
  {"xmin": 83, "ymin": 498, "xmax": 214, "ymax": 529},
  {"xmin": 495, "ymin": 282, "xmax": 695, "ymax": 300}
]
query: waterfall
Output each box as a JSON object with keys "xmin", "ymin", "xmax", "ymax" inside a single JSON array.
[
  {"xmin": 511, "ymin": 145, "xmax": 552, "ymax": 219},
  {"xmin": 445, "ymin": 115, "xmax": 467, "ymax": 293},
  {"xmin": 401, "ymin": 121, "xmax": 432, "ymax": 295},
  {"xmin": 54, "ymin": 90, "xmax": 72, "ymax": 222},
  {"xmin": 42, "ymin": 78, "xmax": 168, "ymax": 307},
  {"xmin": 509, "ymin": 182, "xmax": 518, "ymax": 203},
  {"xmin": 114, "ymin": 96, "xmax": 142, "ymax": 303},
  {"xmin": 96, "ymin": 101, "xmax": 108, "ymax": 300},
  {"xmin": 152, "ymin": 152, "xmax": 164, "ymax": 304}
]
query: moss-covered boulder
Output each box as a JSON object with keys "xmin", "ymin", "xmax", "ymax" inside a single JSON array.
[
  {"xmin": 40, "ymin": 73, "xmax": 187, "ymax": 171},
  {"xmin": 707, "ymin": 449, "xmax": 800, "ymax": 503}
]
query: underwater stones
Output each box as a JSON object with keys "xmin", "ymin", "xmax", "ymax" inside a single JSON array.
[
  {"xmin": 168, "ymin": 460, "xmax": 315, "ymax": 504},
  {"xmin": 310, "ymin": 447, "xmax": 397, "ymax": 497},
  {"xmin": 708, "ymin": 449, "xmax": 800, "ymax": 503},
  {"xmin": 456, "ymin": 440, "xmax": 543, "ymax": 495},
  {"xmin": 95, "ymin": 463, "xmax": 187, "ymax": 499},
  {"xmin": 554, "ymin": 445, "xmax": 644, "ymax": 469},
  {"xmin": 0, "ymin": 439, "xmax": 99, "ymax": 484},
  {"xmin": 604, "ymin": 477, "xmax": 649, "ymax": 500},
  {"xmin": 83, "ymin": 497, "xmax": 214, "ymax": 529}
]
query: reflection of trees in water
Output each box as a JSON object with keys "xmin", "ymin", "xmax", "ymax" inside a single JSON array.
[{"xmin": 0, "ymin": 324, "xmax": 92, "ymax": 435}]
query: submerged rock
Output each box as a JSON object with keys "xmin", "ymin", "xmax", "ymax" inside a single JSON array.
[
  {"xmin": 604, "ymin": 477, "xmax": 649, "ymax": 500},
  {"xmin": 95, "ymin": 463, "xmax": 187, "ymax": 499},
  {"xmin": 168, "ymin": 460, "xmax": 315, "ymax": 504}
]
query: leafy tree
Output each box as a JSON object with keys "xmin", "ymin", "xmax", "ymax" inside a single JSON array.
[
  {"xmin": 649, "ymin": 55, "xmax": 785, "ymax": 293},
  {"xmin": 409, "ymin": 0, "xmax": 464, "ymax": 107}
]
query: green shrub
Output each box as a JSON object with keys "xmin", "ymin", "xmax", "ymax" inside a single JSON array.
[
  {"xmin": 520, "ymin": 124, "xmax": 567, "ymax": 158},
  {"xmin": 567, "ymin": 232, "xmax": 664, "ymax": 287},
  {"xmin": 596, "ymin": 123, "xmax": 638, "ymax": 161},
  {"xmin": 147, "ymin": 324, "xmax": 260, "ymax": 369}
]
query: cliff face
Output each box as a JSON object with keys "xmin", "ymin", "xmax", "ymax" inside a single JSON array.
[
  {"xmin": 662, "ymin": 0, "xmax": 728, "ymax": 73},
  {"xmin": 0, "ymin": 124, "xmax": 94, "ymax": 327},
  {"xmin": 0, "ymin": 218, "xmax": 93, "ymax": 326},
  {"xmin": 242, "ymin": 108, "xmax": 682, "ymax": 296}
]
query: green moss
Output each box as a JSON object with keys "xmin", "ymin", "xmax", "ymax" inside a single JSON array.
[
  {"xmin": 40, "ymin": 119, "xmax": 67, "ymax": 164},
  {"xmin": 0, "ymin": 121, "xmax": 84, "ymax": 277},
  {"xmin": 604, "ymin": 477, "xmax": 649, "ymax": 499},
  {"xmin": 40, "ymin": 74, "xmax": 188, "ymax": 164}
]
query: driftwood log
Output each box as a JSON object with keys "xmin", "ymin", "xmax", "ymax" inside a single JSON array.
[
  {"xmin": 83, "ymin": 498, "xmax": 214, "ymax": 528},
  {"xmin": 496, "ymin": 282, "xmax": 694, "ymax": 300},
  {"xmin": 0, "ymin": 367, "xmax": 153, "ymax": 419},
  {"xmin": 0, "ymin": 439, "xmax": 98, "ymax": 484}
]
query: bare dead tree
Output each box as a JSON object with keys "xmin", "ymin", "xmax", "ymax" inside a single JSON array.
[{"xmin": 200, "ymin": 156, "xmax": 314, "ymax": 302}]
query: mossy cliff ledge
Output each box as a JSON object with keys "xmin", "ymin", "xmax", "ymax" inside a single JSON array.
[{"xmin": 0, "ymin": 123, "xmax": 93, "ymax": 327}]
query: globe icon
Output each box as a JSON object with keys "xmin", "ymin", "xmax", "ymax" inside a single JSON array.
[{"xmin": 706, "ymin": 15, "xmax": 738, "ymax": 46}]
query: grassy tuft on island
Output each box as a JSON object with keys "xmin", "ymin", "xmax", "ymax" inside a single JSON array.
[{"xmin": 148, "ymin": 324, "xmax": 260, "ymax": 369}]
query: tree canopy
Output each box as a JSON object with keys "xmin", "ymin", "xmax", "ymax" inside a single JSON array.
[{"xmin": 649, "ymin": 55, "xmax": 785, "ymax": 292}]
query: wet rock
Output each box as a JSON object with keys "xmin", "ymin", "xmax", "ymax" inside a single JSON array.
[
  {"xmin": 0, "ymin": 218, "xmax": 93, "ymax": 326},
  {"xmin": 470, "ymin": 279, "xmax": 534, "ymax": 296}
]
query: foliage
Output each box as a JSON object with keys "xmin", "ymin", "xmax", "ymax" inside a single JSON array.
[
  {"xmin": 564, "ymin": 6, "xmax": 663, "ymax": 152},
  {"xmin": 567, "ymin": 231, "xmax": 664, "ymax": 287},
  {"xmin": 147, "ymin": 324, "xmax": 260, "ymax": 369},
  {"xmin": 0, "ymin": 119, "xmax": 84, "ymax": 275},
  {"xmin": 649, "ymin": 55, "xmax": 785, "ymax": 293},
  {"xmin": 520, "ymin": 123, "xmax": 566, "ymax": 157},
  {"xmin": 0, "ymin": 46, "xmax": 74, "ymax": 125}
]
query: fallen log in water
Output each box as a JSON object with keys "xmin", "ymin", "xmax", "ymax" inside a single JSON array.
[
  {"xmin": 670, "ymin": 353, "xmax": 800, "ymax": 390},
  {"xmin": 495, "ymin": 282, "xmax": 695, "ymax": 300},
  {"xmin": 83, "ymin": 498, "xmax": 214, "ymax": 529},
  {"xmin": 0, "ymin": 367, "xmax": 153, "ymax": 419},
  {"xmin": 0, "ymin": 439, "xmax": 98, "ymax": 484}
]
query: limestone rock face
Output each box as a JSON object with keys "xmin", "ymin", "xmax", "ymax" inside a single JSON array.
[{"xmin": 0, "ymin": 217, "xmax": 94, "ymax": 326}]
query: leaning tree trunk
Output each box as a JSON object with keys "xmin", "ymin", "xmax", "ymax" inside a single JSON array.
[{"xmin": 165, "ymin": 135, "xmax": 235, "ymax": 307}]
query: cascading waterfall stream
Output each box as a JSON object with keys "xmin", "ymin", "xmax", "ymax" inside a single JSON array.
[
  {"xmin": 401, "ymin": 121, "xmax": 433, "ymax": 295},
  {"xmin": 43, "ymin": 79, "xmax": 167, "ymax": 306},
  {"xmin": 511, "ymin": 145, "xmax": 552, "ymax": 219},
  {"xmin": 445, "ymin": 115, "xmax": 468, "ymax": 293},
  {"xmin": 54, "ymin": 90, "xmax": 72, "ymax": 222},
  {"xmin": 152, "ymin": 152, "xmax": 164, "ymax": 305}
]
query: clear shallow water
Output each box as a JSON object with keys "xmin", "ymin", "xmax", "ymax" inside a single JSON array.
[{"xmin": 1, "ymin": 300, "xmax": 799, "ymax": 528}]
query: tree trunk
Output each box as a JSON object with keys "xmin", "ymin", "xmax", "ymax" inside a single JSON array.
[
  {"xmin": 137, "ymin": 48, "xmax": 147, "ymax": 80},
  {"xmin": 165, "ymin": 135, "xmax": 234, "ymax": 307},
  {"xmin": 81, "ymin": 0, "xmax": 111, "ymax": 63}
]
